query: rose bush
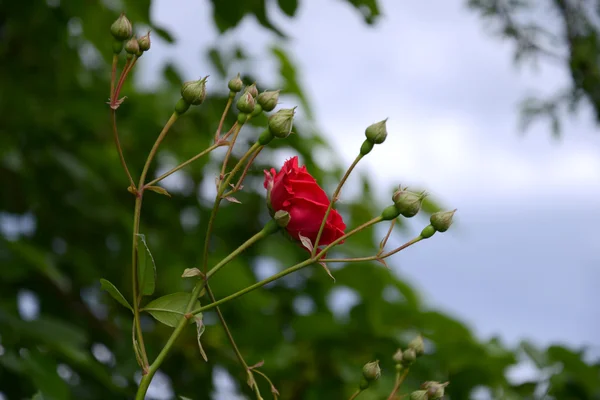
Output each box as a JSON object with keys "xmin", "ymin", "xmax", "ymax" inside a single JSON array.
[{"xmin": 264, "ymin": 156, "xmax": 346, "ymax": 247}]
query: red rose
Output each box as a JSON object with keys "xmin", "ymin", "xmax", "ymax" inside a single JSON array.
[{"xmin": 264, "ymin": 156, "xmax": 346, "ymax": 248}]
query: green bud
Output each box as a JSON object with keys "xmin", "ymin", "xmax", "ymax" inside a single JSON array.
[
  {"xmin": 124, "ymin": 36, "xmax": 140, "ymax": 55},
  {"xmin": 112, "ymin": 40, "xmax": 124, "ymax": 54},
  {"xmin": 359, "ymin": 377, "xmax": 370, "ymax": 390},
  {"xmin": 430, "ymin": 209, "xmax": 456, "ymax": 232},
  {"xmin": 181, "ymin": 77, "xmax": 208, "ymax": 106},
  {"xmin": 365, "ymin": 119, "xmax": 388, "ymax": 144},
  {"xmin": 393, "ymin": 189, "xmax": 424, "ymax": 218},
  {"xmin": 236, "ymin": 91, "xmax": 255, "ymax": 114},
  {"xmin": 408, "ymin": 335, "xmax": 425, "ymax": 356},
  {"xmin": 274, "ymin": 210, "xmax": 290, "ymax": 228},
  {"xmin": 110, "ymin": 13, "xmax": 133, "ymax": 41},
  {"xmin": 244, "ymin": 83, "xmax": 258, "ymax": 98},
  {"xmin": 401, "ymin": 348, "xmax": 416, "ymax": 367},
  {"xmin": 228, "ymin": 73, "xmax": 243, "ymax": 93},
  {"xmin": 257, "ymin": 90, "xmax": 280, "ymax": 112},
  {"xmin": 420, "ymin": 225, "xmax": 436, "ymax": 239},
  {"xmin": 362, "ymin": 360, "xmax": 380, "ymax": 382},
  {"xmin": 421, "ymin": 382, "xmax": 448, "ymax": 400},
  {"xmin": 137, "ymin": 31, "xmax": 151, "ymax": 52},
  {"xmin": 410, "ymin": 390, "xmax": 429, "ymax": 400},
  {"xmin": 251, "ymin": 104, "xmax": 263, "ymax": 117},
  {"xmin": 268, "ymin": 108, "xmax": 295, "ymax": 138},
  {"xmin": 237, "ymin": 112, "xmax": 248, "ymax": 125},
  {"xmin": 174, "ymin": 98, "xmax": 191, "ymax": 115},
  {"xmin": 381, "ymin": 205, "xmax": 400, "ymax": 221},
  {"xmin": 392, "ymin": 348, "xmax": 403, "ymax": 364},
  {"xmin": 360, "ymin": 139, "xmax": 374, "ymax": 156},
  {"xmin": 258, "ymin": 129, "xmax": 274, "ymax": 145}
]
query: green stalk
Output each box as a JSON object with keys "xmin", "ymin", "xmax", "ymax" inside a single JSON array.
[{"xmin": 312, "ymin": 154, "xmax": 363, "ymax": 255}]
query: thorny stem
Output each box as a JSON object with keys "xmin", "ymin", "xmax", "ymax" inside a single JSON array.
[
  {"xmin": 131, "ymin": 113, "xmax": 179, "ymax": 375},
  {"xmin": 348, "ymin": 389, "xmax": 363, "ymax": 400},
  {"xmin": 112, "ymin": 56, "xmax": 138, "ymax": 106},
  {"xmin": 110, "ymin": 54, "xmax": 118, "ymax": 99},
  {"xmin": 215, "ymin": 93, "xmax": 235, "ymax": 142},
  {"xmin": 205, "ymin": 284, "xmax": 263, "ymax": 399},
  {"xmin": 144, "ymin": 141, "xmax": 228, "ymax": 188},
  {"xmin": 379, "ymin": 219, "xmax": 396, "ymax": 253},
  {"xmin": 110, "ymin": 110, "xmax": 136, "ymax": 191},
  {"xmin": 312, "ymin": 154, "xmax": 363, "ymax": 256},
  {"xmin": 135, "ymin": 223, "xmax": 275, "ymax": 400},
  {"xmin": 322, "ymin": 236, "xmax": 423, "ymax": 263},
  {"xmin": 219, "ymin": 120, "xmax": 244, "ymax": 179},
  {"xmin": 189, "ymin": 216, "xmax": 383, "ymax": 316},
  {"xmin": 222, "ymin": 145, "xmax": 264, "ymax": 197},
  {"xmin": 386, "ymin": 368, "xmax": 410, "ymax": 400}
]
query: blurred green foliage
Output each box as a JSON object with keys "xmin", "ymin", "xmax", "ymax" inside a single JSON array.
[
  {"xmin": 469, "ymin": 0, "xmax": 600, "ymax": 137},
  {"xmin": 1, "ymin": 1, "xmax": 598, "ymax": 399}
]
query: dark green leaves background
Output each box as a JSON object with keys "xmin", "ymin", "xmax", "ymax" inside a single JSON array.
[{"xmin": 0, "ymin": 1, "xmax": 598, "ymax": 399}]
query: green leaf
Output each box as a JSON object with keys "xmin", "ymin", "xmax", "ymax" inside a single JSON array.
[
  {"xmin": 143, "ymin": 292, "xmax": 201, "ymax": 328},
  {"xmin": 136, "ymin": 234, "xmax": 156, "ymax": 296},
  {"xmin": 100, "ymin": 278, "xmax": 133, "ymax": 312},
  {"xmin": 146, "ymin": 185, "xmax": 171, "ymax": 197}
]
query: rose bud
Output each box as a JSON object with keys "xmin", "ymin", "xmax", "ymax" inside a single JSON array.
[
  {"xmin": 408, "ymin": 335, "xmax": 425, "ymax": 356},
  {"xmin": 181, "ymin": 77, "xmax": 208, "ymax": 106},
  {"xmin": 430, "ymin": 209, "xmax": 457, "ymax": 232},
  {"xmin": 401, "ymin": 348, "xmax": 416, "ymax": 367},
  {"xmin": 228, "ymin": 73, "xmax": 243, "ymax": 93},
  {"xmin": 138, "ymin": 31, "xmax": 151, "ymax": 52},
  {"xmin": 110, "ymin": 13, "xmax": 133, "ymax": 41},
  {"xmin": 392, "ymin": 348, "xmax": 403, "ymax": 364},
  {"xmin": 263, "ymin": 156, "xmax": 346, "ymax": 248},
  {"xmin": 257, "ymin": 90, "xmax": 280, "ymax": 112},
  {"xmin": 124, "ymin": 36, "xmax": 140, "ymax": 55},
  {"xmin": 393, "ymin": 189, "xmax": 425, "ymax": 218},
  {"xmin": 236, "ymin": 91, "xmax": 255, "ymax": 114},
  {"xmin": 410, "ymin": 390, "xmax": 429, "ymax": 400},
  {"xmin": 268, "ymin": 108, "xmax": 295, "ymax": 138},
  {"xmin": 365, "ymin": 119, "xmax": 388, "ymax": 144},
  {"xmin": 362, "ymin": 360, "xmax": 381, "ymax": 382},
  {"xmin": 421, "ymin": 381, "xmax": 448, "ymax": 400},
  {"xmin": 244, "ymin": 83, "xmax": 258, "ymax": 98}
]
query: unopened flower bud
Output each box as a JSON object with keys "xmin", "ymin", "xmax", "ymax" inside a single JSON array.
[
  {"xmin": 362, "ymin": 360, "xmax": 380, "ymax": 382},
  {"xmin": 181, "ymin": 77, "xmax": 208, "ymax": 106},
  {"xmin": 236, "ymin": 91, "xmax": 255, "ymax": 114},
  {"xmin": 430, "ymin": 209, "xmax": 456, "ymax": 232},
  {"xmin": 421, "ymin": 382, "xmax": 448, "ymax": 400},
  {"xmin": 420, "ymin": 225, "xmax": 436, "ymax": 239},
  {"xmin": 138, "ymin": 31, "xmax": 151, "ymax": 52},
  {"xmin": 257, "ymin": 90, "xmax": 280, "ymax": 112},
  {"xmin": 110, "ymin": 13, "xmax": 133, "ymax": 41},
  {"xmin": 228, "ymin": 74, "xmax": 243, "ymax": 93},
  {"xmin": 408, "ymin": 335, "xmax": 425, "ymax": 356},
  {"xmin": 124, "ymin": 36, "xmax": 140, "ymax": 55},
  {"xmin": 268, "ymin": 108, "xmax": 295, "ymax": 138},
  {"xmin": 392, "ymin": 348, "xmax": 403, "ymax": 364},
  {"xmin": 274, "ymin": 210, "xmax": 290, "ymax": 228},
  {"xmin": 401, "ymin": 348, "xmax": 416, "ymax": 367},
  {"xmin": 410, "ymin": 390, "xmax": 429, "ymax": 400},
  {"xmin": 393, "ymin": 189, "xmax": 424, "ymax": 218},
  {"xmin": 244, "ymin": 83, "xmax": 258, "ymax": 98},
  {"xmin": 365, "ymin": 119, "xmax": 388, "ymax": 144}
]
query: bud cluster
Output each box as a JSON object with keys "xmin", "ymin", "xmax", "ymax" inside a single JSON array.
[
  {"xmin": 394, "ymin": 335, "xmax": 425, "ymax": 370},
  {"xmin": 111, "ymin": 14, "xmax": 152, "ymax": 57},
  {"xmin": 410, "ymin": 381, "xmax": 449, "ymax": 400}
]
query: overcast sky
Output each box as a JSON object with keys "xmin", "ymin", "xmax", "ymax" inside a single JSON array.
[{"xmin": 141, "ymin": 0, "xmax": 600, "ymax": 353}]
